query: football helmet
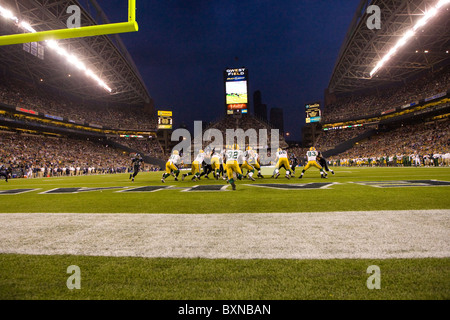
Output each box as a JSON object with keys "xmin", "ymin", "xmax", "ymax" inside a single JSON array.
[
  {"xmin": 233, "ymin": 144, "xmax": 239, "ymax": 150},
  {"xmin": 309, "ymin": 147, "xmax": 316, "ymax": 151},
  {"xmin": 246, "ymin": 146, "xmax": 252, "ymax": 151},
  {"xmin": 199, "ymin": 150, "xmax": 204, "ymax": 154},
  {"xmin": 173, "ymin": 150, "xmax": 179, "ymax": 155}
]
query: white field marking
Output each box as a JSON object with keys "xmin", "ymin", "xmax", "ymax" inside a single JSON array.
[{"xmin": 0, "ymin": 210, "xmax": 448, "ymax": 260}]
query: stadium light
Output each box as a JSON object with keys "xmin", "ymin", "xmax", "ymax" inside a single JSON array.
[
  {"xmin": 370, "ymin": 0, "xmax": 450, "ymax": 78},
  {"xmin": 0, "ymin": 4, "xmax": 112, "ymax": 93}
]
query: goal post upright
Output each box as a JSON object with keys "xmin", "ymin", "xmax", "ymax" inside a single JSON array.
[{"xmin": 0, "ymin": 0, "xmax": 139, "ymax": 46}]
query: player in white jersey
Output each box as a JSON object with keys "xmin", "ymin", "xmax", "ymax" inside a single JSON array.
[
  {"xmin": 444, "ymin": 153, "xmax": 450, "ymax": 166},
  {"xmin": 246, "ymin": 148, "xmax": 264, "ymax": 178},
  {"xmin": 299, "ymin": 147, "xmax": 326, "ymax": 178},
  {"xmin": 210, "ymin": 148, "xmax": 223, "ymax": 180},
  {"xmin": 162, "ymin": 150, "xmax": 181, "ymax": 182},
  {"xmin": 240, "ymin": 147, "xmax": 256, "ymax": 181},
  {"xmin": 182, "ymin": 150, "xmax": 205, "ymax": 181},
  {"xmin": 271, "ymin": 148, "xmax": 291, "ymax": 179}
]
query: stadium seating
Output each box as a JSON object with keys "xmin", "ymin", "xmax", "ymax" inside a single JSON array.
[
  {"xmin": 0, "ymin": 78, "xmax": 157, "ymax": 131},
  {"xmin": 0, "ymin": 131, "xmax": 160, "ymax": 178},
  {"xmin": 327, "ymin": 118, "xmax": 450, "ymax": 166},
  {"xmin": 323, "ymin": 65, "xmax": 450, "ymax": 123}
]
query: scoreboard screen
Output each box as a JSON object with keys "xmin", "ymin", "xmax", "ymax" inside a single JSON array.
[
  {"xmin": 305, "ymin": 102, "xmax": 321, "ymax": 123},
  {"xmin": 158, "ymin": 110, "xmax": 173, "ymax": 130},
  {"xmin": 224, "ymin": 68, "xmax": 248, "ymax": 115}
]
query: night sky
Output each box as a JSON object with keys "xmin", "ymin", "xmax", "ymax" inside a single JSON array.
[{"xmin": 100, "ymin": 0, "xmax": 361, "ymax": 141}]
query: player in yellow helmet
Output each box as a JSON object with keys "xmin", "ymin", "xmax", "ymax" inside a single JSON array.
[
  {"xmin": 299, "ymin": 146, "xmax": 326, "ymax": 178},
  {"xmin": 271, "ymin": 147, "xmax": 292, "ymax": 179},
  {"xmin": 225, "ymin": 143, "xmax": 244, "ymax": 190},
  {"xmin": 182, "ymin": 150, "xmax": 205, "ymax": 181},
  {"xmin": 162, "ymin": 149, "xmax": 181, "ymax": 182},
  {"xmin": 246, "ymin": 146, "xmax": 264, "ymax": 178},
  {"xmin": 240, "ymin": 146, "xmax": 256, "ymax": 181},
  {"xmin": 210, "ymin": 147, "xmax": 223, "ymax": 180}
]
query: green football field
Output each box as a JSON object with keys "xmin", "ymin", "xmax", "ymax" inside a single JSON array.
[{"xmin": 0, "ymin": 166, "xmax": 449, "ymax": 301}]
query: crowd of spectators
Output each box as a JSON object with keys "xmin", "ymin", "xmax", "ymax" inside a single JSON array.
[
  {"xmin": 327, "ymin": 119, "xmax": 450, "ymax": 166},
  {"xmin": 0, "ymin": 131, "xmax": 161, "ymax": 178},
  {"xmin": 0, "ymin": 78, "xmax": 157, "ymax": 131},
  {"xmin": 323, "ymin": 65, "xmax": 450, "ymax": 123},
  {"xmin": 109, "ymin": 137, "xmax": 165, "ymax": 159},
  {"xmin": 314, "ymin": 126, "xmax": 371, "ymax": 152}
]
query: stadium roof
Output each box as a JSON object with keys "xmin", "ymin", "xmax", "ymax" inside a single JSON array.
[
  {"xmin": 328, "ymin": 0, "xmax": 450, "ymax": 95},
  {"xmin": 0, "ymin": 0, "xmax": 152, "ymax": 106}
]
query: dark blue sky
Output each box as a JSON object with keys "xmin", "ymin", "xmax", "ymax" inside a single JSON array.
[{"xmin": 100, "ymin": 0, "xmax": 360, "ymax": 141}]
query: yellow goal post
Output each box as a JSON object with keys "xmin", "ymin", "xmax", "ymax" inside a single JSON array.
[{"xmin": 0, "ymin": 0, "xmax": 138, "ymax": 46}]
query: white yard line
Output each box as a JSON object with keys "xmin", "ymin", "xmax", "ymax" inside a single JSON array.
[{"xmin": 0, "ymin": 210, "xmax": 449, "ymax": 260}]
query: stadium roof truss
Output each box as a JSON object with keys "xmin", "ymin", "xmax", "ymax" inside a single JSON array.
[
  {"xmin": 328, "ymin": 0, "xmax": 450, "ymax": 94},
  {"xmin": 0, "ymin": 0, "xmax": 151, "ymax": 106}
]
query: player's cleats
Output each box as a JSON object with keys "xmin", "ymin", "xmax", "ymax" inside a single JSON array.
[
  {"xmin": 174, "ymin": 177, "xmax": 178, "ymax": 181},
  {"xmin": 129, "ymin": 174, "xmax": 132, "ymax": 179},
  {"xmin": 231, "ymin": 182, "xmax": 236, "ymax": 190},
  {"xmin": 275, "ymin": 173, "xmax": 280, "ymax": 179},
  {"xmin": 182, "ymin": 174, "xmax": 186, "ymax": 181},
  {"xmin": 161, "ymin": 179, "xmax": 165, "ymax": 183},
  {"xmin": 331, "ymin": 171, "xmax": 335, "ymax": 175},
  {"xmin": 321, "ymin": 175, "xmax": 327, "ymax": 179},
  {"xmin": 298, "ymin": 175, "xmax": 303, "ymax": 179},
  {"xmin": 285, "ymin": 174, "xmax": 290, "ymax": 179},
  {"xmin": 132, "ymin": 178, "xmax": 134, "ymax": 182},
  {"xmin": 249, "ymin": 176, "xmax": 255, "ymax": 181}
]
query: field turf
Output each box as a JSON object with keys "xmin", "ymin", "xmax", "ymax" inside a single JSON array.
[
  {"xmin": 0, "ymin": 166, "xmax": 449, "ymax": 301},
  {"xmin": 0, "ymin": 166, "xmax": 449, "ymax": 213}
]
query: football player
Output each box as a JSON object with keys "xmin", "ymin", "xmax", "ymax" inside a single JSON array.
[
  {"xmin": 317, "ymin": 151, "xmax": 334, "ymax": 177},
  {"xmin": 289, "ymin": 152, "xmax": 299, "ymax": 177},
  {"xmin": 199, "ymin": 150, "xmax": 213, "ymax": 179},
  {"xmin": 240, "ymin": 146, "xmax": 256, "ymax": 181},
  {"xmin": 246, "ymin": 147, "xmax": 264, "ymax": 178},
  {"xmin": 129, "ymin": 153, "xmax": 144, "ymax": 182},
  {"xmin": 161, "ymin": 150, "xmax": 181, "ymax": 183},
  {"xmin": 182, "ymin": 150, "xmax": 205, "ymax": 181},
  {"xmin": 0, "ymin": 165, "xmax": 11, "ymax": 182},
  {"xmin": 225, "ymin": 143, "xmax": 244, "ymax": 190},
  {"xmin": 210, "ymin": 148, "xmax": 223, "ymax": 180},
  {"xmin": 271, "ymin": 148, "xmax": 291, "ymax": 179},
  {"xmin": 299, "ymin": 147, "xmax": 326, "ymax": 179}
]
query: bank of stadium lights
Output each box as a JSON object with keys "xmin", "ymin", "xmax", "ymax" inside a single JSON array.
[
  {"xmin": 0, "ymin": 5, "xmax": 112, "ymax": 93},
  {"xmin": 370, "ymin": 0, "xmax": 450, "ymax": 78}
]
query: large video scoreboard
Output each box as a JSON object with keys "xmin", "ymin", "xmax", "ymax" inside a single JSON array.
[
  {"xmin": 305, "ymin": 102, "xmax": 321, "ymax": 123},
  {"xmin": 157, "ymin": 110, "xmax": 173, "ymax": 130},
  {"xmin": 224, "ymin": 68, "xmax": 248, "ymax": 115}
]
